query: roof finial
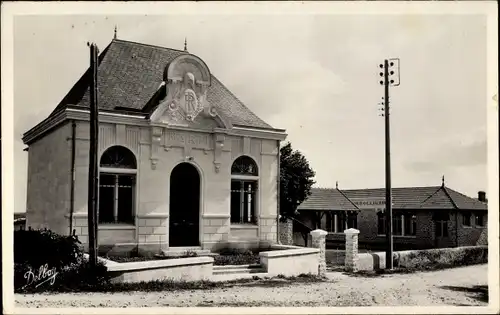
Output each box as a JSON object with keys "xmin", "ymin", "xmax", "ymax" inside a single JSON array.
[
  {"xmin": 336, "ymin": 181, "xmax": 339, "ymax": 189},
  {"xmin": 442, "ymin": 175, "xmax": 445, "ymax": 187},
  {"xmin": 184, "ymin": 37, "xmax": 188, "ymax": 52},
  {"xmin": 114, "ymin": 25, "xmax": 117, "ymax": 40}
]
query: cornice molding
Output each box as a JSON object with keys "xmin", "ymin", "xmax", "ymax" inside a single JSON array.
[
  {"xmin": 22, "ymin": 110, "xmax": 68, "ymax": 145},
  {"xmin": 23, "ymin": 107, "xmax": 287, "ymax": 146}
]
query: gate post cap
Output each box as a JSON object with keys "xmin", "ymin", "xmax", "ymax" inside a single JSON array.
[
  {"xmin": 344, "ymin": 228, "xmax": 360, "ymax": 234},
  {"xmin": 310, "ymin": 229, "xmax": 328, "ymax": 237}
]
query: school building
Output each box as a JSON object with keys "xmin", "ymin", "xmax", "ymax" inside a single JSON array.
[{"xmin": 293, "ymin": 183, "xmax": 488, "ymax": 250}]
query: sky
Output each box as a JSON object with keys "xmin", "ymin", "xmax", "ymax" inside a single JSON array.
[{"xmin": 12, "ymin": 13, "xmax": 488, "ymax": 213}]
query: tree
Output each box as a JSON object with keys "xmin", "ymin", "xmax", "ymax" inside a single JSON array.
[{"xmin": 279, "ymin": 142, "xmax": 316, "ymax": 220}]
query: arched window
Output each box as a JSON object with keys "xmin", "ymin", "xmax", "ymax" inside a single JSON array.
[
  {"xmin": 98, "ymin": 146, "xmax": 137, "ymax": 225},
  {"xmin": 100, "ymin": 146, "xmax": 137, "ymax": 169},
  {"xmin": 231, "ymin": 156, "xmax": 258, "ymax": 176},
  {"xmin": 230, "ymin": 156, "xmax": 258, "ymax": 225}
]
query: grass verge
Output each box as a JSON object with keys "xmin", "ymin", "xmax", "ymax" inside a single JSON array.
[{"xmin": 17, "ymin": 273, "xmax": 326, "ymax": 294}]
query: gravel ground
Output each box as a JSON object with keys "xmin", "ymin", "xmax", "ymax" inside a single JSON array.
[{"xmin": 15, "ymin": 264, "xmax": 488, "ymax": 307}]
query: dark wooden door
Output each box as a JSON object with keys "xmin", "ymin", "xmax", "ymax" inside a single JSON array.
[{"xmin": 169, "ymin": 163, "xmax": 200, "ymax": 247}]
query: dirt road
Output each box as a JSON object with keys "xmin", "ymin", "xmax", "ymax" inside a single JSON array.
[{"xmin": 15, "ymin": 264, "xmax": 488, "ymax": 307}]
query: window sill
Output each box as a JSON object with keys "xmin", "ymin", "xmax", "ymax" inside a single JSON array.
[
  {"xmin": 475, "ymin": 226, "xmax": 486, "ymax": 229},
  {"xmin": 463, "ymin": 225, "xmax": 472, "ymax": 229},
  {"xmin": 230, "ymin": 224, "xmax": 258, "ymax": 229},
  {"xmin": 98, "ymin": 224, "xmax": 136, "ymax": 230}
]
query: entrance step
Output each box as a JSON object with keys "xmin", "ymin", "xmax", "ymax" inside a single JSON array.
[{"xmin": 213, "ymin": 264, "xmax": 267, "ymax": 275}]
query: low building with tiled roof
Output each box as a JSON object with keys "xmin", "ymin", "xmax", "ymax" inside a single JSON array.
[
  {"xmin": 22, "ymin": 37, "xmax": 287, "ymax": 255},
  {"xmin": 292, "ymin": 182, "xmax": 487, "ymax": 250}
]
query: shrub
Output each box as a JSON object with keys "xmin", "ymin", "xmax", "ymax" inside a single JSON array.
[
  {"xmin": 50, "ymin": 259, "xmax": 110, "ymax": 292},
  {"xmin": 396, "ymin": 246, "xmax": 488, "ymax": 270},
  {"xmin": 14, "ymin": 229, "xmax": 82, "ymax": 270},
  {"xmin": 214, "ymin": 249, "xmax": 260, "ymax": 266},
  {"xmin": 14, "ymin": 228, "xmax": 110, "ymax": 293}
]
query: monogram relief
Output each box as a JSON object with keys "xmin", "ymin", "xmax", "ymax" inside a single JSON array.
[
  {"xmin": 170, "ymin": 72, "xmax": 206, "ymax": 121},
  {"xmin": 150, "ymin": 55, "xmax": 232, "ymax": 130},
  {"xmin": 163, "ymin": 71, "xmax": 216, "ymax": 125}
]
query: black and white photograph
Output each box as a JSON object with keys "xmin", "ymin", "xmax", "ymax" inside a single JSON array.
[{"xmin": 1, "ymin": 1, "xmax": 499, "ymax": 313}]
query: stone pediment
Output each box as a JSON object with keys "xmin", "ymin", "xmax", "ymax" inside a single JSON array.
[{"xmin": 150, "ymin": 54, "xmax": 230, "ymax": 130}]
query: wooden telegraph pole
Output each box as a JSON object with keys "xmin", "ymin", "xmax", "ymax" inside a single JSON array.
[
  {"xmin": 378, "ymin": 58, "xmax": 400, "ymax": 270},
  {"xmin": 87, "ymin": 43, "xmax": 100, "ymax": 267}
]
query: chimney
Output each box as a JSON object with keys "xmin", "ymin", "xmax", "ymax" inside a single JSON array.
[{"xmin": 478, "ymin": 191, "xmax": 487, "ymax": 202}]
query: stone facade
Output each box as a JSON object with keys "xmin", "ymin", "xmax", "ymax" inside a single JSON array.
[
  {"xmin": 26, "ymin": 123, "xmax": 72, "ymax": 236},
  {"xmin": 45, "ymin": 120, "xmax": 281, "ymax": 254}
]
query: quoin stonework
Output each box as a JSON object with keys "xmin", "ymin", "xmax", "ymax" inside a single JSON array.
[{"xmin": 22, "ymin": 39, "xmax": 287, "ymax": 255}]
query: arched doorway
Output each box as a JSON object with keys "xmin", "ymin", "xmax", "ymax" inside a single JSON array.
[{"xmin": 169, "ymin": 163, "xmax": 200, "ymax": 247}]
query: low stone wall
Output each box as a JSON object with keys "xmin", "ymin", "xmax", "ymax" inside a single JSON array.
[
  {"xmin": 259, "ymin": 245, "xmax": 320, "ymax": 277},
  {"xmin": 357, "ymin": 251, "xmax": 387, "ymax": 271},
  {"xmin": 356, "ymin": 246, "xmax": 488, "ymax": 271},
  {"xmin": 106, "ymin": 257, "xmax": 214, "ymax": 283}
]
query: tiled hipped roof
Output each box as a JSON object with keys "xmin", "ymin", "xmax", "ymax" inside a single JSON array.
[
  {"xmin": 298, "ymin": 188, "xmax": 360, "ymax": 211},
  {"xmin": 49, "ymin": 39, "xmax": 273, "ymax": 129},
  {"xmin": 298, "ymin": 186, "xmax": 487, "ymax": 211}
]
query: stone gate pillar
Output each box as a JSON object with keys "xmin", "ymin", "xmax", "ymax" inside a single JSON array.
[
  {"xmin": 310, "ymin": 229, "xmax": 328, "ymax": 277},
  {"xmin": 279, "ymin": 218, "xmax": 293, "ymax": 245},
  {"xmin": 344, "ymin": 228, "xmax": 360, "ymax": 272}
]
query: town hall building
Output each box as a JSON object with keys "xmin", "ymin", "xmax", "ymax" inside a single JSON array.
[{"xmin": 22, "ymin": 38, "xmax": 287, "ymax": 255}]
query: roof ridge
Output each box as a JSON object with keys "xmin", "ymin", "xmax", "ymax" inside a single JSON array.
[
  {"xmin": 418, "ymin": 186, "xmax": 444, "ymax": 206},
  {"xmin": 336, "ymin": 188, "xmax": 360, "ymax": 210},
  {"xmin": 343, "ymin": 185, "xmax": 442, "ymax": 191},
  {"xmin": 441, "ymin": 186, "xmax": 459, "ymax": 209},
  {"xmin": 113, "ymin": 38, "xmax": 188, "ymax": 54},
  {"xmin": 419, "ymin": 185, "xmax": 459, "ymax": 209}
]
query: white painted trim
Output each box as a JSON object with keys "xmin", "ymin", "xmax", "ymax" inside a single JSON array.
[
  {"xmin": 232, "ymin": 126, "xmax": 286, "ymax": 135},
  {"xmin": 231, "ymin": 175, "xmax": 259, "ymax": 181},
  {"xmin": 67, "ymin": 108, "xmax": 146, "ymax": 119},
  {"xmin": 99, "ymin": 167, "xmax": 138, "ymax": 175},
  {"xmin": 67, "ymin": 109, "xmax": 149, "ymax": 127}
]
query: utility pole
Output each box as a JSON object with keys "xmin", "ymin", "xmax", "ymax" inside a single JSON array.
[
  {"xmin": 87, "ymin": 42, "xmax": 100, "ymax": 267},
  {"xmin": 378, "ymin": 58, "xmax": 400, "ymax": 270}
]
